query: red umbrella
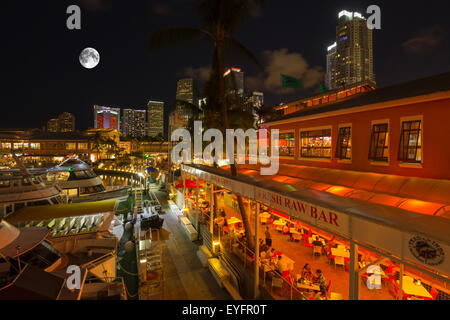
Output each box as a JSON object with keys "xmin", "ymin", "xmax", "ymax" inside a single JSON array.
[{"xmin": 175, "ymin": 179, "xmax": 203, "ymax": 189}]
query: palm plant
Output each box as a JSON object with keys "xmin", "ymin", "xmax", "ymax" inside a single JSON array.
[{"xmin": 150, "ymin": 0, "xmax": 266, "ymax": 250}]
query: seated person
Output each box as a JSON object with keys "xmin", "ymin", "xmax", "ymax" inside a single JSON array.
[
  {"xmin": 301, "ymin": 263, "xmax": 313, "ymax": 281},
  {"xmin": 313, "ymin": 269, "xmax": 327, "ymax": 294},
  {"xmin": 276, "ymin": 255, "xmax": 287, "ymax": 275}
]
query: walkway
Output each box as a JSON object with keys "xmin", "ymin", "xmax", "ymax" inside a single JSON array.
[{"xmin": 148, "ymin": 188, "xmax": 231, "ymax": 300}]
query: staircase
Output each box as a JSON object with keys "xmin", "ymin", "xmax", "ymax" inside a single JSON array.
[{"xmin": 135, "ymin": 189, "xmax": 144, "ymax": 214}]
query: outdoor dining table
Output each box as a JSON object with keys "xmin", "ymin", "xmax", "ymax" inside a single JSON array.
[
  {"xmin": 297, "ymin": 280, "xmax": 320, "ymax": 291},
  {"xmin": 273, "ymin": 220, "xmax": 287, "ymax": 226},
  {"xmin": 398, "ymin": 276, "xmax": 433, "ymax": 299},
  {"xmin": 331, "ymin": 248, "xmax": 350, "ymax": 258},
  {"xmin": 227, "ymin": 217, "xmax": 242, "ymax": 225},
  {"xmin": 261, "ymin": 212, "xmax": 271, "ymax": 218}
]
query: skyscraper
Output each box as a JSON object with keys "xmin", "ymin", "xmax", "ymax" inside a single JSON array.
[
  {"xmin": 176, "ymin": 78, "xmax": 196, "ymax": 120},
  {"xmin": 326, "ymin": 10, "xmax": 375, "ymax": 90},
  {"xmin": 122, "ymin": 109, "xmax": 147, "ymax": 138},
  {"xmin": 325, "ymin": 43, "xmax": 337, "ymax": 90},
  {"xmin": 93, "ymin": 105, "xmax": 121, "ymax": 130},
  {"xmin": 47, "ymin": 118, "xmax": 59, "ymax": 132},
  {"xmin": 47, "ymin": 112, "xmax": 75, "ymax": 133},
  {"xmin": 224, "ymin": 67, "xmax": 244, "ymax": 97},
  {"xmin": 148, "ymin": 101, "xmax": 164, "ymax": 138},
  {"xmin": 58, "ymin": 112, "xmax": 75, "ymax": 132}
]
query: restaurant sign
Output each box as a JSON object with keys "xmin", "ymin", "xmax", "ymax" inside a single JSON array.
[{"xmin": 255, "ymin": 187, "xmax": 349, "ymax": 237}]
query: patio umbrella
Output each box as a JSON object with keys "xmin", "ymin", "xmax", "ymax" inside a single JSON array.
[{"xmin": 174, "ymin": 179, "xmax": 203, "ymax": 189}]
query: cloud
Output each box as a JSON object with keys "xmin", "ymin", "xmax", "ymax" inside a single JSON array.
[
  {"xmin": 402, "ymin": 26, "xmax": 446, "ymax": 55},
  {"xmin": 152, "ymin": 2, "xmax": 173, "ymax": 15},
  {"xmin": 247, "ymin": 48, "xmax": 324, "ymax": 94},
  {"xmin": 178, "ymin": 65, "xmax": 211, "ymax": 84}
]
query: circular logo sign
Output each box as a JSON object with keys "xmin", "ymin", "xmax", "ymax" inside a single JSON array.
[{"xmin": 409, "ymin": 236, "xmax": 445, "ymax": 266}]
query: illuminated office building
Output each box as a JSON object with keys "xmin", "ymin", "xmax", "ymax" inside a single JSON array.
[
  {"xmin": 93, "ymin": 105, "xmax": 121, "ymax": 130},
  {"xmin": 326, "ymin": 10, "xmax": 375, "ymax": 90},
  {"xmin": 122, "ymin": 109, "xmax": 147, "ymax": 138},
  {"xmin": 147, "ymin": 101, "xmax": 164, "ymax": 138}
]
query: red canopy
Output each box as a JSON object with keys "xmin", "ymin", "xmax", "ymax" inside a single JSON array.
[{"xmin": 175, "ymin": 179, "xmax": 203, "ymax": 189}]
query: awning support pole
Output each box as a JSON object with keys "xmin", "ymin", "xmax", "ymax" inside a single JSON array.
[
  {"xmin": 210, "ymin": 184, "xmax": 214, "ymax": 239},
  {"xmin": 195, "ymin": 176, "xmax": 199, "ymax": 238},
  {"xmin": 349, "ymin": 241, "xmax": 359, "ymax": 300},
  {"xmin": 254, "ymin": 201, "xmax": 260, "ymax": 299},
  {"xmin": 399, "ymin": 263, "xmax": 404, "ymax": 300}
]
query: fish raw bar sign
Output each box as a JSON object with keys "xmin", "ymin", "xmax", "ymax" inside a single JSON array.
[{"xmin": 255, "ymin": 187, "xmax": 349, "ymax": 236}]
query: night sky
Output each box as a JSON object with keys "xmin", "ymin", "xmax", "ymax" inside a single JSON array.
[{"xmin": 1, "ymin": 0, "xmax": 449, "ymax": 134}]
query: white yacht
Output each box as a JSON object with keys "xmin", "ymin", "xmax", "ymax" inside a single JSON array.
[
  {"xmin": 42, "ymin": 157, "xmax": 129, "ymax": 203},
  {"xmin": 0, "ymin": 163, "xmax": 64, "ymax": 219}
]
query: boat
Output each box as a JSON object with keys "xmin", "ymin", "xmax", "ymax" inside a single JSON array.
[
  {"xmin": 0, "ymin": 218, "xmax": 126, "ymax": 300},
  {"xmin": 0, "ymin": 157, "xmax": 64, "ymax": 219},
  {"xmin": 41, "ymin": 157, "xmax": 130, "ymax": 203}
]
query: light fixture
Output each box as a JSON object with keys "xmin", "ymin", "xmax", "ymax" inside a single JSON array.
[
  {"xmin": 414, "ymin": 279, "xmax": 421, "ymax": 286},
  {"xmin": 140, "ymin": 258, "xmax": 147, "ymax": 264}
]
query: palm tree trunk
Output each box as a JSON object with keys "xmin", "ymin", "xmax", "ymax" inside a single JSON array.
[{"xmin": 217, "ymin": 38, "xmax": 254, "ymax": 251}]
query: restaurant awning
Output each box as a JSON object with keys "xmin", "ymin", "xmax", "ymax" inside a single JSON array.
[{"xmin": 183, "ymin": 164, "xmax": 450, "ymax": 279}]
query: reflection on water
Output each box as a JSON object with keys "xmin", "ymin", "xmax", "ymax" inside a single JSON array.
[{"xmin": 100, "ymin": 174, "xmax": 135, "ymax": 187}]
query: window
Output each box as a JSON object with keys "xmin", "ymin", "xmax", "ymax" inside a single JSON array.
[
  {"xmin": 1, "ymin": 143, "xmax": 11, "ymax": 149},
  {"xmin": 369, "ymin": 123, "xmax": 389, "ymax": 162},
  {"xmin": 30, "ymin": 143, "xmax": 40, "ymax": 150},
  {"xmin": 300, "ymin": 128, "xmax": 332, "ymax": 159},
  {"xmin": 278, "ymin": 132, "xmax": 295, "ymax": 157},
  {"xmin": 65, "ymin": 143, "xmax": 76, "ymax": 150},
  {"xmin": 13, "ymin": 143, "xmax": 23, "ymax": 150},
  {"xmin": 336, "ymin": 126, "xmax": 352, "ymax": 160},
  {"xmin": 0, "ymin": 180, "xmax": 10, "ymax": 188},
  {"xmin": 78, "ymin": 143, "xmax": 88, "ymax": 150},
  {"xmin": 398, "ymin": 120, "xmax": 422, "ymax": 163}
]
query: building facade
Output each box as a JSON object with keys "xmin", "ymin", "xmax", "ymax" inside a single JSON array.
[
  {"xmin": 147, "ymin": 101, "xmax": 164, "ymax": 138},
  {"xmin": 176, "ymin": 78, "xmax": 196, "ymax": 120},
  {"xmin": 122, "ymin": 109, "xmax": 147, "ymax": 138},
  {"xmin": 327, "ymin": 10, "xmax": 375, "ymax": 90},
  {"xmin": 93, "ymin": 105, "xmax": 121, "ymax": 131},
  {"xmin": 224, "ymin": 67, "xmax": 244, "ymax": 97},
  {"xmin": 46, "ymin": 112, "xmax": 75, "ymax": 133}
]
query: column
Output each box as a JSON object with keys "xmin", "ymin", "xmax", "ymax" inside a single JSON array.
[
  {"xmin": 399, "ymin": 263, "xmax": 404, "ymax": 300},
  {"xmin": 349, "ymin": 241, "xmax": 359, "ymax": 300},
  {"xmin": 210, "ymin": 184, "xmax": 214, "ymax": 236},
  {"xmin": 195, "ymin": 176, "xmax": 199, "ymax": 235},
  {"xmin": 254, "ymin": 201, "xmax": 260, "ymax": 299}
]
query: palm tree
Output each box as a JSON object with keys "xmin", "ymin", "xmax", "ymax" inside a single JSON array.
[
  {"xmin": 150, "ymin": 0, "xmax": 266, "ymax": 250},
  {"xmin": 89, "ymin": 132, "xmax": 106, "ymax": 162}
]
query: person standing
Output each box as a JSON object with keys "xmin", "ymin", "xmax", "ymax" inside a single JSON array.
[{"xmin": 265, "ymin": 226, "xmax": 272, "ymax": 247}]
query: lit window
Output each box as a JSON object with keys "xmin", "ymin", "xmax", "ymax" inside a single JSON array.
[
  {"xmin": 65, "ymin": 143, "xmax": 76, "ymax": 150},
  {"xmin": 369, "ymin": 123, "xmax": 389, "ymax": 162},
  {"xmin": 278, "ymin": 132, "xmax": 295, "ymax": 157},
  {"xmin": 30, "ymin": 143, "xmax": 40, "ymax": 150},
  {"xmin": 78, "ymin": 143, "xmax": 88, "ymax": 150},
  {"xmin": 300, "ymin": 129, "xmax": 332, "ymax": 159},
  {"xmin": 336, "ymin": 127, "xmax": 352, "ymax": 160},
  {"xmin": 1, "ymin": 143, "xmax": 11, "ymax": 149},
  {"xmin": 398, "ymin": 120, "xmax": 422, "ymax": 163}
]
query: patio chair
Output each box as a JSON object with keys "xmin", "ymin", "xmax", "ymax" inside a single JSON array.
[
  {"xmin": 313, "ymin": 246, "xmax": 322, "ymax": 258},
  {"xmin": 425, "ymin": 287, "xmax": 439, "ymax": 300},
  {"xmin": 334, "ymin": 256, "xmax": 345, "ymax": 270}
]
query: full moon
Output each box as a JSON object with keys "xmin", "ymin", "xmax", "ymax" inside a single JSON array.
[{"xmin": 79, "ymin": 47, "xmax": 100, "ymax": 69}]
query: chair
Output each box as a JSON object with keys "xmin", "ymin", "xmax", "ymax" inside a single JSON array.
[
  {"xmin": 326, "ymin": 280, "xmax": 332, "ymax": 297},
  {"xmin": 313, "ymin": 246, "xmax": 322, "ymax": 258},
  {"xmin": 282, "ymin": 270, "xmax": 291, "ymax": 280},
  {"xmin": 424, "ymin": 287, "xmax": 439, "ymax": 300},
  {"xmin": 271, "ymin": 277, "xmax": 283, "ymax": 291},
  {"xmin": 330, "ymin": 292, "xmax": 343, "ymax": 300},
  {"xmin": 303, "ymin": 234, "xmax": 313, "ymax": 248},
  {"xmin": 334, "ymin": 256, "xmax": 345, "ymax": 270}
]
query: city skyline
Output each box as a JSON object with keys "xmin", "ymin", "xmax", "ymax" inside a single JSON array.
[{"xmin": 1, "ymin": 0, "xmax": 449, "ymax": 131}]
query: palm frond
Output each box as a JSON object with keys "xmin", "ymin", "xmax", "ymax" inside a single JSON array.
[
  {"xmin": 149, "ymin": 27, "xmax": 212, "ymax": 52},
  {"xmin": 227, "ymin": 36, "xmax": 263, "ymax": 70}
]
